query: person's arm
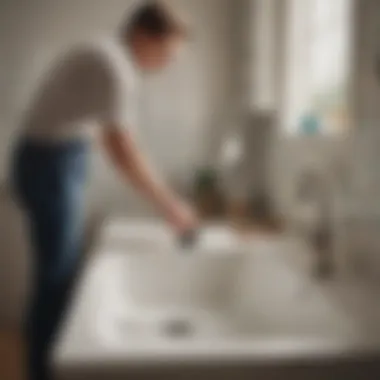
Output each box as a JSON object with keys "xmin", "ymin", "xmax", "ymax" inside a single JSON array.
[{"xmin": 101, "ymin": 126, "xmax": 196, "ymax": 232}]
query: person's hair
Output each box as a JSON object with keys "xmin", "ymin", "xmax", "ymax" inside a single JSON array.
[{"xmin": 124, "ymin": 1, "xmax": 188, "ymax": 39}]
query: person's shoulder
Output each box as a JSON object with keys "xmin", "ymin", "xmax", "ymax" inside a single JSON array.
[
  {"xmin": 63, "ymin": 37, "xmax": 138, "ymax": 87},
  {"xmin": 63, "ymin": 40, "xmax": 110, "ymax": 65},
  {"xmin": 51, "ymin": 39, "xmax": 119, "ymax": 82},
  {"xmin": 90, "ymin": 38, "xmax": 139, "ymax": 86},
  {"xmin": 72, "ymin": 37, "xmax": 124, "ymax": 64}
]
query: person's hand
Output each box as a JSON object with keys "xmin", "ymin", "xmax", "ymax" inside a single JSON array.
[{"xmin": 165, "ymin": 198, "xmax": 198, "ymax": 234}]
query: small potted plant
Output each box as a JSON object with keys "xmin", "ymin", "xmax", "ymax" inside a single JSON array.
[{"xmin": 193, "ymin": 167, "xmax": 225, "ymax": 219}]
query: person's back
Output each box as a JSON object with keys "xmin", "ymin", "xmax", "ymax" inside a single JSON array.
[{"xmin": 21, "ymin": 40, "xmax": 137, "ymax": 142}]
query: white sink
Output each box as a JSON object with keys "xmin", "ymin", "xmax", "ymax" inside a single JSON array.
[
  {"xmin": 54, "ymin": 220, "xmax": 376, "ymax": 374},
  {"xmin": 93, "ymin": 242, "xmax": 356, "ymax": 345}
]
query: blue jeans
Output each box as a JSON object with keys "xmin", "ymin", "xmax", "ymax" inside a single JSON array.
[{"xmin": 11, "ymin": 138, "xmax": 88, "ymax": 380}]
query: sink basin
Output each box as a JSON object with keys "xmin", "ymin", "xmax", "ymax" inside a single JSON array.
[
  {"xmin": 95, "ymin": 220, "xmax": 247, "ymax": 311},
  {"xmin": 54, "ymin": 220, "xmax": 373, "ymax": 375},
  {"xmin": 94, "ymin": 245, "xmax": 357, "ymax": 344},
  {"xmin": 85, "ymin": 223, "xmax": 358, "ymax": 344}
]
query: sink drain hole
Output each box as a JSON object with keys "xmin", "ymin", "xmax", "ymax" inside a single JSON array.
[{"xmin": 161, "ymin": 318, "xmax": 195, "ymax": 338}]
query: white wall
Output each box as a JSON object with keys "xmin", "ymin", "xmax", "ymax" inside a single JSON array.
[
  {"xmin": 272, "ymin": 136, "xmax": 344, "ymax": 220},
  {"xmin": 0, "ymin": 0, "xmax": 236, "ymax": 325}
]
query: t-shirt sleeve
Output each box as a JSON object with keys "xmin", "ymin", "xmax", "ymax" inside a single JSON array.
[
  {"xmin": 98, "ymin": 59, "xmax": 134, "ymax": 129},
  {"xmin": 78, "ymin": 47, "xmax": 135, "ymax": 130}
]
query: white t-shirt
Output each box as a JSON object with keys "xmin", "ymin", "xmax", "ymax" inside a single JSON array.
[{"xmin": 21, "ymin": 38, "xmax": 139, "ymax": 141}]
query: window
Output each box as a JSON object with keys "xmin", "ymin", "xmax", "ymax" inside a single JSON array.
[{"xmin": 282, "ymin": 0, "xmax": 354, "ymax": 135}]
